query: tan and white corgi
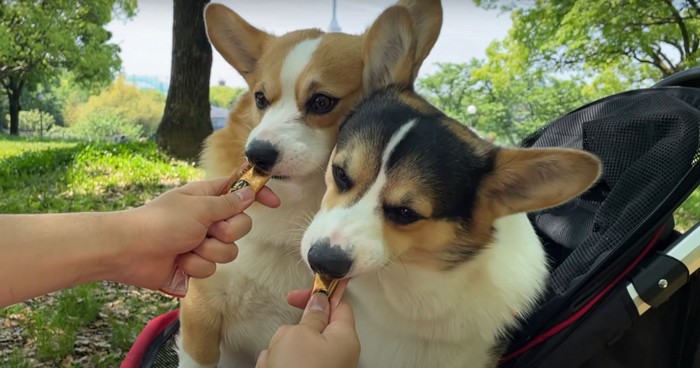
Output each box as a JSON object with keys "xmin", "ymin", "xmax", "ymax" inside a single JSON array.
[
  {"xmin": 299, "ymin": 8, "xmax": 602, "ymax": 367},
  {"xmin": 177, "ymin": 1, "xmax": 443, "ymax": 367}
]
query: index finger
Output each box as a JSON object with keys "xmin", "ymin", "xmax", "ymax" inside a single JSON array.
[
  {"xmin": 256, "ymin": 186, "xmax": 281, "ymax": 208},
  {"xmin": 178, "ymin": 177, "xmax": 231, "ymax": 196},
  {"xmin": 200, "ymin": 188, "xmax": 255, "ymax": 223}
]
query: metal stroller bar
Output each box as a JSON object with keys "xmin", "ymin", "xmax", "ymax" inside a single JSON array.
[
  {"xmin": 627, "ymin": 222, "xmax": 700, "ymax": 315},
  {"xmin": 667, "ymin": 223, "xmax": 700, "ymax": 273}
]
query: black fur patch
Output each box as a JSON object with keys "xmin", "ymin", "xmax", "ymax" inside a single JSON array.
[{"xmin": 338, "ymin": 85, "xmax": 495, "ymax": 225}]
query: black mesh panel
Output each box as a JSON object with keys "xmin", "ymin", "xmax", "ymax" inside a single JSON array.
[{"xmin": 524, "ymin": 88, "xmax": 700, "ymax": 295}]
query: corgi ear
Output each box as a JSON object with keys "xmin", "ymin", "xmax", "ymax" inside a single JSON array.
[
  {"xmin": 480, "ymin": 148, "xmax": 602, "ymax": 218},
  {"xmin": 362, "ymin": 6, "xmax": 417, "ymax": 93},
  {"xmin": 204, "ymin": 3, "xmax": 273, "ymax": 85},
  {"xmin": 396, "ymin": 0, "xmax": 443, "ymax": 80}
]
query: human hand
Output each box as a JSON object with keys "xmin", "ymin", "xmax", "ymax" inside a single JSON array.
[
  {"xmin": 108, "ymin": 176, "xmax": 280, "ymax": 289},
  {"xmin": 256, "ymin": 280, "xmax": 360, "ymax": 368}
]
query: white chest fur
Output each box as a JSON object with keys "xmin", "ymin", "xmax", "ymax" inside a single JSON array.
[{"xmin": 347, "ymin": 213, "xmax": 548, "ymax": 368}]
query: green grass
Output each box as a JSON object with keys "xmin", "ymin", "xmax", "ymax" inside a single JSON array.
[
  {"xmin": 0, "ymin": 136, "xmax": 202, "ymax": 213},
  {"xmin": 0, "ymin": 135, "xmax": 78, "ymax": 159},
  {"xmin": 0, "ymin": 135, "xmax": 202, "ymax": 367}
]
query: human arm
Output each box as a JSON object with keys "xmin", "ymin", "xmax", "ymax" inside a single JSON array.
[{"xmin": 0, "ymin": 176, "xmax": 279, "ymax": 307}]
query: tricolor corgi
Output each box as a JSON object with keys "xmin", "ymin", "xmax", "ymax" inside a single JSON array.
[
  {"xmin": 299, "ymin": 10, "xmax": 602, "ymax": 368},
  {"xmin": 177, "ymin": 1, "xmax": 443, "ymax": 367}
]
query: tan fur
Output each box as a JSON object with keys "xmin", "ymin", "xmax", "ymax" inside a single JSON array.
[
  {"xmin": 182, "ymin": 1, "xmax": 444, "ymax": 366},
  {"xmin": 199, "ymin": 93, "xmax": 255, "ymax": 177},
  {"xmin": 298, "ymin": 34, "xmax": 365, "ymax": 129},
  {"xmin": 400, "ymin": 92, "xmax": 444, "ymax": 114},
  {"xmin": 322, "ymin": 140, "xmax": 383, "ymax": 209},
  {"xmin": 362, "ymin": 6, "xmax": 417, "ymax": 93},
  {"xmin": 203, "ymin": 4, "xmax": 272, "ymax": 83},
  {"xmin": 179, "ymin": 287, "xmax": 222, "ymax": 365},
  {"xmin": 480, "ymin": 147, "xmax": 602, "ymax": 218},
  {"xmin": 384, "ymin": 220, "xmax": 460, "ymax": 269},
  {"xmin": 441, "ymin": 117, "xmax": 493, "ymax": 157},
  {"xmin": 251, "ymin": 29, "xmax": 324, "ymax": 102},
  {"xmin": 397, "ymin": 0, "xmax": 443, "ymax": 79}
]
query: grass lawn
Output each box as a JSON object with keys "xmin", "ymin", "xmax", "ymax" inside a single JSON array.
[
  {"xmin": 0, "ymin": 135, "xmax": 203, "ymax": 367},
  {"xmin": 1, "ymin": 135, "xmax": 700, "ymax": 367}
]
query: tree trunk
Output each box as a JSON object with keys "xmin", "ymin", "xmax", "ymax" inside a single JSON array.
[
  {"xmin": 6, "ymin": 79, "xmax": 23, "ymax": 136},
  {"xmin": 156, "ymin": 0, "xmax": 213, "ymax": 160}
]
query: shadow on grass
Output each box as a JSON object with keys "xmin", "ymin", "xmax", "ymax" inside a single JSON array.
[{"xmin": 0, "ymin": 141, "xmax": 200, "ymax": 214}]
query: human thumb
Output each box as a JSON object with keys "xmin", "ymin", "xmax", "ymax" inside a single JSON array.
[
  {"xmin": 178, "ymin": 176, "xmax": 231, "ymax": 196},
  {"xmin": 202, "ymin": 186, "xmax": 255, "ymax": 223},
  {"xmin": 298, "ymin": 291, "xmax": 330, "ymax": 332}
]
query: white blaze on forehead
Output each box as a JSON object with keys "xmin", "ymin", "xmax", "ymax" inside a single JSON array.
[
  {"xmin": 302, "ymin": 119, "xmax": 419, "ymax": 274},
  {"xmin": 353, "ymin": 119, "xmax": 418, "ymax": 215},
  {"xmin": 248, "ymin": 37, "xmax": 321, "ymax": 144},
  {"xmin": 280, "ymin": 38, "xmax": 322, "ymax": 98},
  {"xmin": 381, "ymin": 120, "xmax": 417, "ymax": 174}
]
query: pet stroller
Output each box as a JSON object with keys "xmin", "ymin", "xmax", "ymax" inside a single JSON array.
[{"xmin": 121, "ymin": 66, "xmax": 700, "ymax": 368}]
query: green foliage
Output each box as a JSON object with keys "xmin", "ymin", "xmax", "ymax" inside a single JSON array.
[
  {"xmin": 23, "ymin": 72, "xmax": 101, "ymax": 127},
  {"xmin": 5, "ymin": 109, "xmax": 55, "ymax": 133},
  {"xmin": 0, "ymin": 0, "xmax": 137, "ymax": 134},
  {"xmin": 419, "ymin": 0, "xmax": 700, "ymax": 145},
  {"xmin": 0, "ymin": 93, "xmax": 7, "ymax": 129},
  {"xmin": 418, "ymin": 50, "xmax": 609, "ymax": 145},
  {"xmin": 64, "ymin": 77, "xmax": 165, "ymax": 135},
  {"xmin": 474, "ymin": 0, "xmax": 700, "ymax": 79},
  {"xmin": 210, "ymin": 85, "xmax": 245, "ymax": 108},
  {"xmin": 676, "ymin": 189, "xmax": 700, "ymax": 231},
  {"xmin": 49, "ymin": 110, "xmax": 144, "ymax": 141},
  {"xmin": 0, "ymin": 0, "xmax": 137, "ymax": 87}
]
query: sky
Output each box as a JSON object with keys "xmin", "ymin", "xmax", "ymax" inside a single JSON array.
[{"xmin": 106, "ymin": 0, "xmax": 512, "ymax": 88}]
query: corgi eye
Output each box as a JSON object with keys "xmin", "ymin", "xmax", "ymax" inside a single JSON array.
[
  {"xmin": 254, "ymin": 92, "xmax": 269, "ymax": 109},
  {"xmin": 307, "ymin": 93, "xmax": 338, "ymax": 114},
  {"xmin": 332, "ymin": 165, "xmax": 352, "ymax": 192},
  {"xmin": 385, "ymin": 206, "xmax": 424, "ymax": 225}
]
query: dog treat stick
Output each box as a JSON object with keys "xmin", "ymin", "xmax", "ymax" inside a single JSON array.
[
  {"xmin": 159, "ymin": 162, "xmax": 272, "ymax": 298},
  {"xmin": 312, "ymin": 273, "xmax": 340, "ymax": 297}
]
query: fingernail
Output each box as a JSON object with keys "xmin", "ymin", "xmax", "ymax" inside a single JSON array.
[
  {"xmin": 257, "ymin": 350, "xmax": 267, "ymax": 363},
  {"xmin": 308, "ymin": 291, "xmax": 329, "ymax": 313},
  {"xmin": 235, "ymin": 187, "xmax": 254, "ymax": 201}
]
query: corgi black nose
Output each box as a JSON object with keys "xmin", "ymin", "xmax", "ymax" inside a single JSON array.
[
  {"xmin": 307, "ymin": 238, "xmax": 353, "ymax": 279},
  {"xmin": 245, "ymin": 140, "xmax": 279, "ymax": 173}
]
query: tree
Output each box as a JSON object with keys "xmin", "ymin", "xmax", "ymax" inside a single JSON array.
[
  {"xmin": 66, "ymin": 76, "xmax": 165, "ymax": 135},
  {"xmin": 417, "ymin": 1, "xmax": 700, "ymax": 145},
  {"xmin": 156, "ymin": 0, "xmax": 212, "ymax": 160},
  {"xmin": 474, "ymin": 0, "xmax": 700, "ymax": 80},
  {"xmin": 418, "ymin": 42, "xmax": 603, "ymax": 146},
  {"xmin": 0, "ymin": 0, "xmax": 137, "ymax": 135}
]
